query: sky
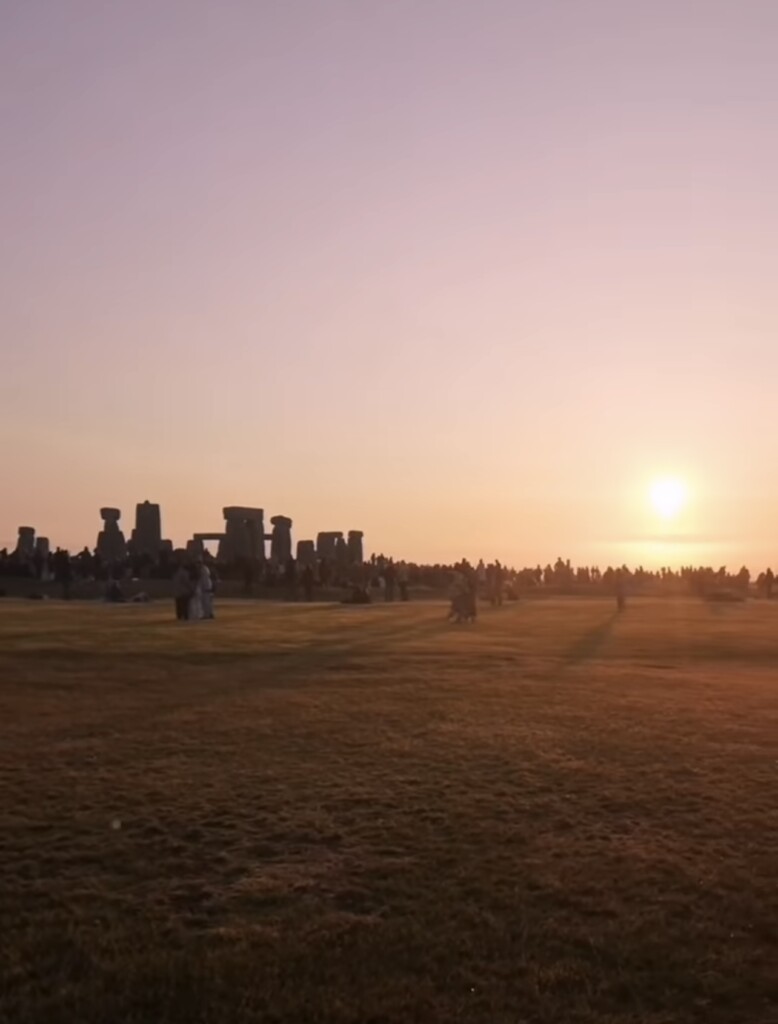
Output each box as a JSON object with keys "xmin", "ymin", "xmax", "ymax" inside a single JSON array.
[{"xmin": 2, "ymin": 0, "xmax": 777, "ymax": 569}]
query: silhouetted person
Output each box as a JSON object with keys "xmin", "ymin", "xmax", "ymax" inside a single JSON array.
[
  {"xmin": 615, "ymin": 570, "xmax": 626, "ymax": 612},
  {"xmin": 491, "ymin": 565, "xmax": 503, "ymax": 602},
  {"xmin": 105, "ymin": 578, "xmax": 126, "ymax": 603},
  {"xmin": 398, "ymin": 561, "xmax": 409, "ymax": 601},
  {"xmin": 383, "ymin": 562, "xmax": 396, "ymax": 602},
  {"xmin": 173, "ymin": 563, "xmax": 191, "ymax": 620},
  {"xmin": 302, "ymin": 563, "xmax": 315, "ymax": 602},
  {"xmin": 485, "ymin": 563, "xmax": 496, "ymax": 604},
  {"xmin": 53, "ymin": 549, "xmax": 72, "ymax": 600},
  {"xmin": 465, "ymin": 565, "xmax": 478, "ymax": 620},
  {"xmin": 319, "ymin": 557, "xmax": 332, "ymax": 589},
  {"xmin": 242, "ymin": 558, "xmax": 255, "ymax": 595}
]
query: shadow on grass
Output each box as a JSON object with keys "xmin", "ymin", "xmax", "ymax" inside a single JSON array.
[
  {"xmin": 562, "ymin": 612, "xmax": 619, "ymax": 666},
  {"xmin": 0, "ymin": 611, "xmax": 458, "ymax": 683}
]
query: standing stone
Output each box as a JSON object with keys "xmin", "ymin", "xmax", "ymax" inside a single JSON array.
[
  {"xmin": 347, "ymin": 530, "xmax": 364, "ymax": 565},
  {"xmin": 15, "ymin": 527, "xmax": 35, "ymax": 558},
  {"xmin": 335, "ymin": 535, "xmax": 349, "ymax": 568},
  {"xmin": 316, "ymin": 531, "xmax": 343, "ymax": 562},
  {"xmin": 131, "ymin": 500, "xmax": 163, "ymax": 558},
  {"xmin": 34, "ymin": 537, "xmax": 51, "ymax": 580},
  {"xmin": 296, "ymin": 540, "xmax": 316, "ymax": 566},
  {"xmin": 270, "ymin": 516, "xmax": 293, "ymax": 563},
  {"xmin": 219, "ymin": 507, "xmax": 265, "ymax": 562},
  {"xmin": 96, "ymin": 508, "xmax": 127, "ymax": 562}
]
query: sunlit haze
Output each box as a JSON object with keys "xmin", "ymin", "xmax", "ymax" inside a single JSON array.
[
  {"xmin": 2, "ymin": 1, "xmax": 777, "ymax": 569},
  {"xmin": 650, "ymin": 478, "xmax": 689, "ymax": 522}
]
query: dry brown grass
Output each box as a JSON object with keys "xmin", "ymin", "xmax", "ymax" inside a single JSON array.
[{"xmin": 1, "ymin": 597, "xmax": 776, "ymax": 1023}]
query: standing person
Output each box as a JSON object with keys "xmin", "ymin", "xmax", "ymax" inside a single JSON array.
[
  {"xmin": 485, "ymin": 563, "xmax": 496, "ymax": 605},
  {"xmin": 54, "ymin": 549, "xmax": 73, "ymax": 600},
  {"xmin": 301, "ymin": 562, "xmax": 315, "ymax": 602},
  {"xmin": 173, "ymin": 563, "xmax": 191, "ymax": 621},
  {"xmin": 242, "ymin": 558, "xmax": 255, "ymax": 595},
  {"xmin": 383, "ymin": 561, "xmax": 397, "ymax": 602},
  {"xmin": 448, "ymin": 569, "xmax": 467, "ymax": 622},
  {"xmin": 476, "ymin": 559, "xmax": 487, "ymax": 595},
  {"xmin": 398, "ymin": 561, "xmax": 410, "ymax": 602},
  {"xmin": 188, "ymin": 562, "xmax": 203, "ymax": 620},
  {"xmin": 494, "ymin": 560, "xmax": 505, "ymax": 607},
  {"xmin": 615, "ymin": 570, "xmax": 626, "ymax": 612},
  {"xmin": 32, "ymin": 546, "xmax": 44, "ymax": 581},
  {"xmin": 464, "ymin": 563, "xmax": 478, "ymax": 621},
  {"xmin": 199, "ymin": 561, "xmax": 214, "ymax": 619},
  {"xmin": 319, "ymin": 557, "xmax": 331, "ymax": 589}
]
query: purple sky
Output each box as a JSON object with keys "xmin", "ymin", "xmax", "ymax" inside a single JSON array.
[{"xmin": 2, "ymin": 1, "xmax": 777, "ymax": 567}]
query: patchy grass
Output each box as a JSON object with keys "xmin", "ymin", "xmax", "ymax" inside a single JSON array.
[{"xmin": 1, "ymin": 598, "xmax": 776, "ymax": 1023}]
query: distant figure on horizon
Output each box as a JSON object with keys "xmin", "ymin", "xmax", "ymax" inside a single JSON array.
[
  {"xmin": 615, "ymin": 570, "xmax": 627, "ymax": 612},
  {"xmin": 383, "ymin": 561, "xmax": 396, "ymax": 602},
  {"xmin": 398, "ymin": 561, "xmax": 409, "ymax": 601},
  {"xmin": 53, "ymin": 549, "xmax": 72, "ymax": 600}
]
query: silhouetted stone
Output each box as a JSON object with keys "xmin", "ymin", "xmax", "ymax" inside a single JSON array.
[
  {"xmin": 316, "ymin": 531, "xmax": 343, "ymax": 561},
  {"xmin": 347, "ymin": 530, "xmax": 364, "ymax": 565},
  {"xmin": 131, "ymin": 500, "xmax": 162, "ymax": 557},
  {"xmin": 35, "ymin": 537, "xmax": 50, "ymax": 558},
  {"xmin": 15, "ymin": 527, "xmax": 35, "ymax": 558},
  {"xmin": 96, "ymin": 508, "xmax": 127, "ymax": 563},
  {"xmin": 336, "ymin": 535, "xmax": 349, "ymax": 567},
  {"xmin": 219, "ymin": 507, "xmax": 265, "ymax": 562},
  {"xmin": 296, "ymin": 540, "xmax": 316, "ymax": 565},
  {"xmin": 270, "ymin": 516, "xmax": 293, "ymax": 563}
]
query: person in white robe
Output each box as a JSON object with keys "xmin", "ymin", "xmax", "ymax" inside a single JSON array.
[
  {"xmin": 199, "ymin": 563, "xmax": 214, "ymax": 619},
  {"xmin": 188, "ymin": 563, "xmax": 204, "ymax": 620}
]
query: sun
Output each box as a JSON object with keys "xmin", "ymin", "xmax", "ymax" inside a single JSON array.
[{"xmin": 650, "ymin": 477, "xmax": 688, "ymax": 520}]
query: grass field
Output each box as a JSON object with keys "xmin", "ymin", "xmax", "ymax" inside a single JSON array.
[{"xmin": 1, "ymin": 597, "xmax": 776, "ymax": 1023}]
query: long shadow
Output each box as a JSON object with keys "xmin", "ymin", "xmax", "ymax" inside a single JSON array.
[
  {"xmin": 562, "ymin": 612, "xmax": 619, "ymax": 666},
  {"xmin": 5, "ymin": 602, "xmax": 530, "ymax": 693}
]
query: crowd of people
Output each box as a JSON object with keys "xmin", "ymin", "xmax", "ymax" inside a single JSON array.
[
  {"xmin": 172, "ymin": 560, "xmax": 216, "ymax": 621},
  {"xmin": 1, "ymin": 542, "xmax": 776, "ymax": 614}
]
